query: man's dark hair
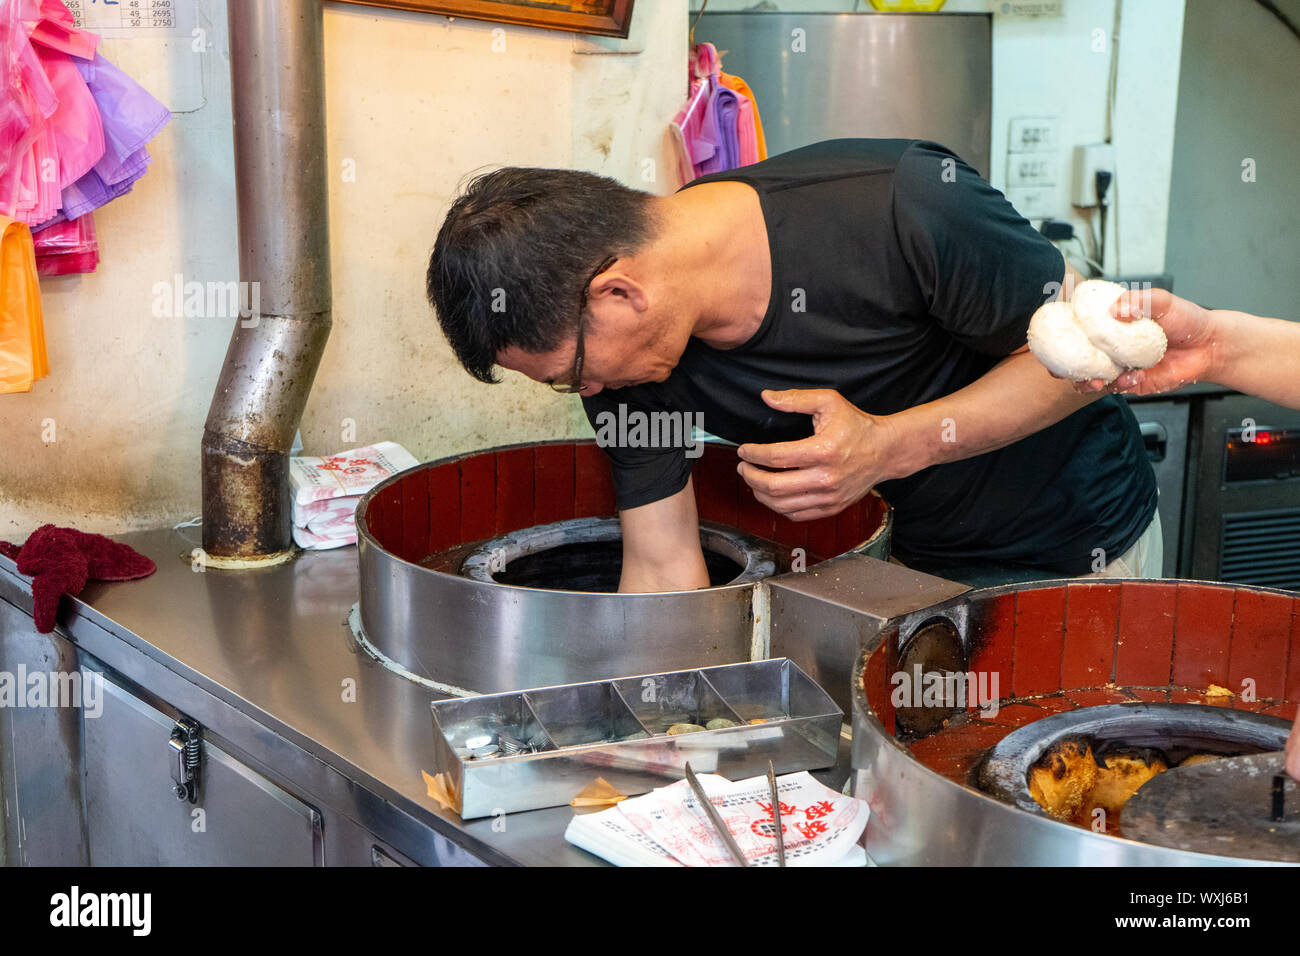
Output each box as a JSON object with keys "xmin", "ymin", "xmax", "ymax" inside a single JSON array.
[{"xmin": 427, "ymin": 167, "xmax": 657, "ymax": 383}]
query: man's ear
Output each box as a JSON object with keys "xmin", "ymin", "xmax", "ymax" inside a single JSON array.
[{"xmin": 592, "ymin": 271, "xmax": 649, "ymax": 313}]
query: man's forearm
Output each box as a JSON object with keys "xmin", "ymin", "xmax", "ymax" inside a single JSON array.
[
  {"xmin": 617, "ymin": 478, "xmax": 710, "ymax": 592},
  {"xmin": 1211, "ymin": 310, "xmax": 1300, "ymax": 410},
  {"xmin": 882, "ymin": 350, "xmax": 1103, "ymax": 480}
]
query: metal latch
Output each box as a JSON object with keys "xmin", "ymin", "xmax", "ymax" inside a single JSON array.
[{"xmin": 168, "ymin": 717, "xmax": 202, "ymax": 803}]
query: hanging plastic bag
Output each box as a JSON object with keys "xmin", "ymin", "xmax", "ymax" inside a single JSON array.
[
  {"xmin": 3, "ymin": 2, "xmax": 167, "ymax": 225},
  {"xmin": 73, "ymin": 51, "xmax": 170, "ymax": 185},
  {"xmin": 35, "ymin": 50, "xmax": 169, "ymax": 223},
  {"xmin": 0, "ymin": 0, "xmax": 57, "ymax": 219},
  {"xmin": 45, "ymin": 160, "xmax": 137, "ymax": 222},
  {"xmin": 33, "ymin": 42, "xmax": 106, "ymax": 192},
  {"xmin": 0, "ymin": 214, "xmax": 49, "ymax": 393},
  {"xmin": 702, "ymin": 77, "xmax": 741, "ymax": 174},
  {"xmin": 28, "ymin": 0, "xmax": 100, "ymax": 60},
  {"xmin": 33, "ymin": 210, "xmax": 96, "ymax": 275}
]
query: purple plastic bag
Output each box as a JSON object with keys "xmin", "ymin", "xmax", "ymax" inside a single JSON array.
[
  {"xmin": 54, "ymin": 158, "xmax": 140, "ymax": 222},
  {"xmin": 698, "ymin": 78, "xmax": 741, "ymax": 176},
  {"xmin": 41, "ymin": 50, "xmax": 168, "ymax": 222},
  {"xmin": 74, "ymin": 52, "xmax": 170, "ymax": 186}
]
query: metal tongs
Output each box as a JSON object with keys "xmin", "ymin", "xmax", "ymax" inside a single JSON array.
[
  {"xmin": 683, "ymin": 762, "xmax": 788, "ymax": 867},
  {"xmin": 768, "ymin": 760, "xmax": 787, "ymax": 867},
  {"xmin": 684, "ymin": 762, "xmax": 749, "ymax": 867}
]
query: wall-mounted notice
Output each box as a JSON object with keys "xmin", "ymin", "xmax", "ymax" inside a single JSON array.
[{"xmin": 65, "ymin": 0, "xmax": 197, "ymax": 37}]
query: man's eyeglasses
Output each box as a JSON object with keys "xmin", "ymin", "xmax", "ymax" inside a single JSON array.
[{"xmin": 549, "ymin": 256, "xmax": 618, "ymax": 394}]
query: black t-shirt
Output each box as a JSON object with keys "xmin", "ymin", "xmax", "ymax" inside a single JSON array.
[{"xmin": 581, "ymin": 139, "xmax": 1157, "ymax": 575}]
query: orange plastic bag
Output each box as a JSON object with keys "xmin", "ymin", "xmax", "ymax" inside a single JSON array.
[{"xmin": 0, "ymin": 213, "xmax": 48, "ymax": 393}]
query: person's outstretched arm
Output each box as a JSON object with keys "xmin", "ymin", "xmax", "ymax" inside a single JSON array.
[{"xmin": 1078, "ymin": 288, "xmax": 1300, "ymax": 409}]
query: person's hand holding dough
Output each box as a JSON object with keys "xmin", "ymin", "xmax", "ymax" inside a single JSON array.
[
  {"xmin": 1072, "ymin": 287, "xmax": 1219, "ymax": 395},
  {"xmin": 1027, "ymin": 280, "xmax": 1167, "ymax": 383}
]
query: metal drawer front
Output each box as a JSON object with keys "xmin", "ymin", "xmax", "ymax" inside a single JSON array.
[{"xmin": 83, "ymin": 670, "xmax": 323, "ymax": 866}]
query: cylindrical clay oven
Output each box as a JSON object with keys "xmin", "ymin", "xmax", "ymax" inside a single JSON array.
[
  {"xmin": 854, "ymin": 578, "xmax": 1299, "ymax": 865},
  {"xmin": 357, "ymin": 439, "xmax": 891, "ymax": 694}
]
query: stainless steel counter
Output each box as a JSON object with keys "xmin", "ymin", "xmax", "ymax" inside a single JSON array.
[{"xmin": 0, "ymin": 525, "xmax": 852, "ymax": 866}]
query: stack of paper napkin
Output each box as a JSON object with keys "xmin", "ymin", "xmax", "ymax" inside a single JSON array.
[
  {"xmin": 289, "ymin": 442, "xmax": 418, "ymax": 550},
  {"xmin": 565, "ymin": 771, "xmax": 870, "ymax": 867}
]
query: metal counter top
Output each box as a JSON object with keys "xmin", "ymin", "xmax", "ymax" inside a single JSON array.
[{"xmin": 0, "ymin": 526, "xmax": 851, "ymax": 866}]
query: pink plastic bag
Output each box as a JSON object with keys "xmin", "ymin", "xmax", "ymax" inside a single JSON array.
[
  {"xmin": 3, "ymin": 0, "xmax": 166, "ymax": 227},
  {"xmin": 34, "ymin": 44, "xmax": 104, "ymax": 189},
  {"xmin": 28, "ymin": 0, "xmax": 99, "ymax": 60},
  {"xmin": 33, "ymin": 211, "xmax": 97, "ymax": 276},
  {"xmin": 0, "ymin": 0, "xmax": 54, "ymax": 217}
]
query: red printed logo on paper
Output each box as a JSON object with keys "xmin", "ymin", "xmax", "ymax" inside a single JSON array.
[
  {"xmin": 795, "ymin": 819, "xmax": 829, "ymax": 840},
  {"xmin": 318, "ymin": 456, "xmax": 375, "ymax": 473},
  {"xmin": 804, "ymin": 800, "xmax": 835, "ymax": 821}
]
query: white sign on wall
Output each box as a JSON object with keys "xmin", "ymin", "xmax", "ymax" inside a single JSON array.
[{"xmin": 65, "ymin": 0, "xmax": 196, "ymax": 37}]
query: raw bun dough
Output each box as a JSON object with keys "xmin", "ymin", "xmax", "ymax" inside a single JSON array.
[
  {"xmin": 1026, "ymin": 301, "xmax": 1122, "ymax": 382},
  {"xmin": 1071, "ymin": 280, "xmax": 1169, "ymax": 368},
  {"xmin": 1027, "ymin": 279, "xmax": 1168, "ymax": 382}
]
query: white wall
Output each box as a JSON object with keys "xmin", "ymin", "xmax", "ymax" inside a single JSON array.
[
  {"xmin": 0, "ymin": 0, "xmax": 687, "ymax": 540},
  {"xmin": 693, "ymin": 0, "xmax": 1185, "ymax": 275},
  {"xmin": 992, "ymin": 0, "xmax": 1184, "ymax": 275},
  {"xmin": 1165, "ymin": 0, "xmax": 1300, "ymax": 319}
]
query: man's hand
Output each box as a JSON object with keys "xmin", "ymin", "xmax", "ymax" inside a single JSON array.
[
  {"xmin": 735, "ymin": 389, "xmax": 897, "ymax": 522},
  {"xmin": 1074, "ymin": 288, "xmax": 1218, "ymax": 396},
  {"xmin": 617, "ymin": 478, "xmax": 710, "ymax": 592}
]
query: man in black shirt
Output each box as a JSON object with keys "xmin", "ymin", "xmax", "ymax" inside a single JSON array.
[{"xmin": 427, "ymin": 139, "xmax": 1159, "ymax": 591}]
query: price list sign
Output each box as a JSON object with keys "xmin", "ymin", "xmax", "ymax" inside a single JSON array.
[{"xmin": 65, "ymin": 0, "xmax": 195, "ymax": 36}]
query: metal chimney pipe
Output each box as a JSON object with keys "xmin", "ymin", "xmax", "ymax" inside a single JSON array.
[{"xmin": 202, "ymin": 0, "xmax": 332, "ymax": 562}]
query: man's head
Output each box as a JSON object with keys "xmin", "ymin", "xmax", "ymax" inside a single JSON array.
[{"xmin": 427, "ymin": 167, "xmax": 685, "ymax": 394}]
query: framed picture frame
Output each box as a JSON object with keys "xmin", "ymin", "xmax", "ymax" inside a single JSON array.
[{"xmin": 330, "ymin": 0, "xmax": 635, "ymax": 38}]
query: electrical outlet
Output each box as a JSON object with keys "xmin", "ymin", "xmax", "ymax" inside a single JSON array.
[
  {"xmin": 1006, "ymin": 154, "xmax": 1058, "ymax": 188},
  {"xmin": 1008, "ymin": 117, "xmax": 1059, "ymax": 153},
  {"xmin": 1072, "ymin": 143, "xmax": 1115, "ymax": 207}
]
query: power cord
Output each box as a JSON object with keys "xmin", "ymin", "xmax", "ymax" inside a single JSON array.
[
  {"xmin": 1040, "ymin": 219, "xmax": 1105, "ymax": 277},
  {"xmin": 1069, "ymin": 238, "xmax": 1105, "ymax": 277},
  {"xmin": 1095, "ymin": 170, "xmax": 1113, "ymax": 274}
]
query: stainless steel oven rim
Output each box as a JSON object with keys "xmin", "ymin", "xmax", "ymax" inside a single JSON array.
[
  {"xmin": 458, "ymin": 516, "xmax": 777, "ymax": 588},
  {"xmin": 356, "ymin": 506, "xmax": 765, "ymax": 694}
]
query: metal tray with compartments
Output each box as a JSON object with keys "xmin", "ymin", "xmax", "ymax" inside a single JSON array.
[{"xmin": 430, "ymin": 658, "xmax": 842, "ymax": 819}]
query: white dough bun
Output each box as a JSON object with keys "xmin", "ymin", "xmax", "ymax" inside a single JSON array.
[
  {"xmin": 1027, "ymin": 280, "xmax": 1168, "ymax": 382},
  {"xmin": 1027, "ymin": 301, "xmax": 1123, "ymax": 382}
]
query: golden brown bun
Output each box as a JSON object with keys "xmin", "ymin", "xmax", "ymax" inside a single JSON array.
[{"xmin": 1028, "ymin": 740, "xmax": 1097, "ymax": 821}]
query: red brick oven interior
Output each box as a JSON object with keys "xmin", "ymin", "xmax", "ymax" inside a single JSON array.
[
  {"xmin": 863, "ymin": 580, "xmax": 1300, "ymax": 784},
  {"xmin": 361, "ymin": 438, "xmax": 888, "ymax": 571}
]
